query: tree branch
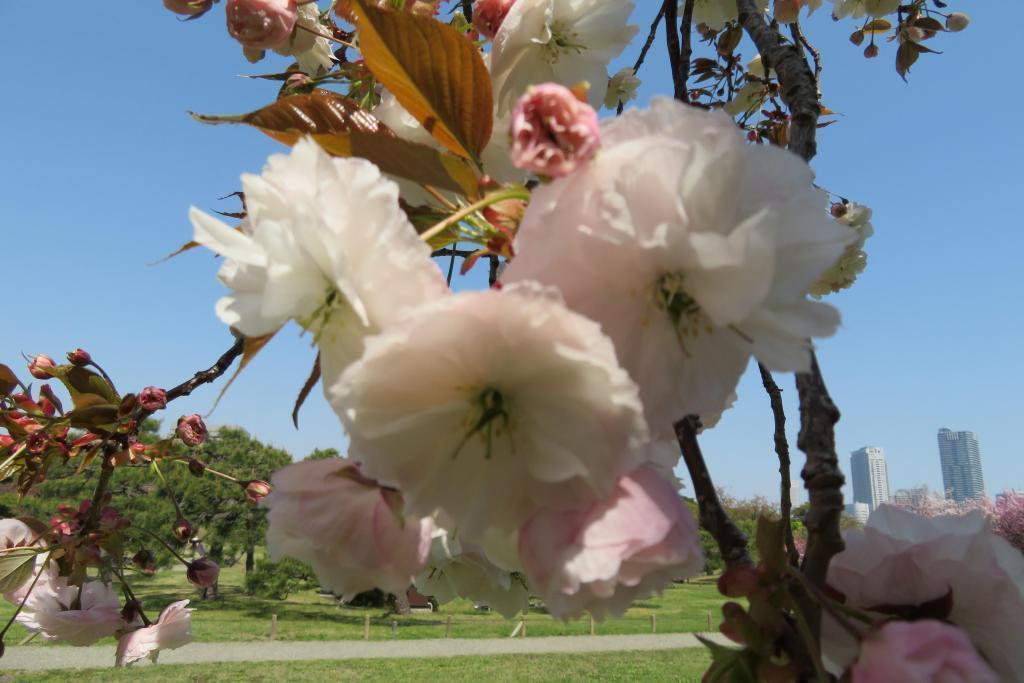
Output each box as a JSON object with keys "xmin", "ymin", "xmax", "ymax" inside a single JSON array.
[
  {"xmin": 795, "ymin": 352, "xmax": 844, "ymax": 590},
  {"xmin": 618, "ymin": 4, "xmax": 667, "ymax": 115},
  {"xmin": 679, "ymin": 0, "xmax": 695, "ymax": 104},
  {"xmin": 136, "ymin": 337, "xmax": 245, "ymax": 423},
  {"xmin": 758, "ymin": 363, "xmax": 800, "ymax": 567},
  {"xmin": 675, "ymin": 415, "xmax": 753, "ymax": 568},
  {"xmin": 790, "ymin": 21, "xmax": 822, "ymax": 95},
  {"xmin": 663, "ymin": 0, "xmax": 685, "ymax": 102},
  {"xmin": 460, "ymin": 0, "xmax": 472, "ymax": 22},
  {"xmin": 735, "ymin": 0, "xmax": 820, "ymax": 162}
]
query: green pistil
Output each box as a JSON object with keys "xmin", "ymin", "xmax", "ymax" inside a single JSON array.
[
  {"xmin": 452, "ymin": 388, "xmax": 510, "ymax": 460},
  {"xmin": 656, "ymin": 273, "xmax": 702, "ymax": 332},
  {"xmin": 541, "ymin": 23, "xmax": 586, "ymax": 64}
]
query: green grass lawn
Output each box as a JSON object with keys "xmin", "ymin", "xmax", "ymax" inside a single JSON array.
[
  {"xmin": 10, "ymin": 649, "xmax": 713, "ymax": 682},
  {"xmin": 0, "ymin": 564, "xmax": 726, "ymax": 645}
]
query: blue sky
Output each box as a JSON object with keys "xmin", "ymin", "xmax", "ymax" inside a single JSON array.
[{"xmin": 0, "ymin": 2, "xmax": 1019, "ymax": 501}]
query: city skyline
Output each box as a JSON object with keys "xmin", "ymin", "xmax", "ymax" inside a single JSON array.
[
  {"xmin": 850, "ymin": 447, "xmax": 891, "ymax": 512},
  {"xmin": 938, "ymin": 428, "xmax": 986, "ymax": 502}
]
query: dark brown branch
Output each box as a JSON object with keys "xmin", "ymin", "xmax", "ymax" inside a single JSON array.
[
  {"xmin": 790, "ymin": 21, "xmax": 822, "ymax": 94},
  {"xmin": 663, "ymin": 0, "xmax": 685, "ymax": 101},
  {"xmin": 735, "ymin": 0, "xmax": 820, "ymax": 162},
  {"xmin": 136, "ymin": 337, "xmax": 245, "ymax": 423},
  {"xmin": 675, "ymin": 415, "xmax": 753, "ymax": 569},
  {"xmin": 617, "ymin": 4, "xmax": 667, "ymax": 115},
  {"xmin": 795, "ymin": 352, "xmax": 844, "ymax": 591},
  {"xmin": 432, "ymin": 247, "xmax": 476, "ymax": 258},
  {"xmin": 678, "ymin": 0, "xmax": 695, "ymax": 104},
  {"xmin": 488, "ymin": 255, "xmax": 500, "ymax": 287},
  {"xmin": 460, "ymin": 0, "xmax": 472, "ymax": 22},
  {"xmin": 758, "ymin": 363, "xmax": 800, "ymax": 567}
]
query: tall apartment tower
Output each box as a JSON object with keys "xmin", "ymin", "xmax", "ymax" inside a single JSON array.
[
  {"xmin": 937, "ymin": 428, "xmax": 985, "ymax": 502},
  {"xmin": 850, "ymin": 447, "xmax": 891, "ymax": 512}
]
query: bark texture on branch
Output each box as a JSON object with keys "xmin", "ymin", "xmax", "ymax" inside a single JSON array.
[
  {"xmin": 663, "ymin": 0, "xmax": 685, "ymax": 101},
  {"xmin": 136, "ymin": 336, "xmax": 245, "ymax": 423},
  {"xmin": 795, "ymin": 352, "xmax": 844, "ymax": 590},
  {"xmin": 758, "ymin": 363, "xmax": 800, "ymax": 568},
  {"xmin": 675, "ymin": 416, "xmax": 753, "ymax": 569},
  {"xmin": 735, "ymin": 0, "xmax": 820, "ymax": 162}
]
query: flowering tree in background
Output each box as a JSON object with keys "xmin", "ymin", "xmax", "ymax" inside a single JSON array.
[{"xmin": 2, "ymin": 0, "xmax": 1018, "ymax": 680}]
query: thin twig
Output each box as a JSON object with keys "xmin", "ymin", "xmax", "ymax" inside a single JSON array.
[
  {"xmin": 460, "ymin": 0, "xmax": 472, "ymax": 22},
  {"xmin": 674, "ymin": 416, "xmax": 753, "ymax": 568},
  {"xmin": 790, "ymin": 21, "xmax": 822, "ymax": 95},
  {"xmin": 136, "ymin": 337, "xmax": 245, "ymax": 424},
  {"xmin": 432, "ymin": 247, "xmax": 477, "ymax": 259},
  {"xmin": 758, "ymin": 363, "xmax": 800, "ymax": 567},
  {"xmin": 618, "ymin": 4, "xmax": 666, "ymax": 115},
  {"xmin": 663, "ymin": 0, "xmax": 685, "ymax": 101}
]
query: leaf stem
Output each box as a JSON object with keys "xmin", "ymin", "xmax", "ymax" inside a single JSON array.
[{"xmin": 419, "ymin": 188, "xmax": 530, "ymax": 244}]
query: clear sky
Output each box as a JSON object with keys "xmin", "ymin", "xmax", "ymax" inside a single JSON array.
[{"xmin": 0, "ymin": 2, "xmax": 1019, "ymax": 502}]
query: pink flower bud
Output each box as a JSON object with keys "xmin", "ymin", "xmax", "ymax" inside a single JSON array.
[
  {"xmin": 164, "ymin": 0, "xmax": 216, "ymax": 16},
  {"xmin": 138, "ymin": 387, "xmax": 168, "ymax": 412},
  {"xmin": 226, "ymin": 0, "xmax": 298, "ymax": 50},
  {"xmin": 132, "ymin": 549, "xmax": 158, "ymax": 576},
  {"xmin": 472, "ymin": 0, "xmax": 516, "ymax": 40},
  {"xmin": 172, "ymin": 518, "xmax": 195, "ymax": 543},
  {"xmin": 188, "ymin": 458, "xmax": 207, "ymax": 477},
  {"xmin": 510, "ymin": 83, "xmax": 601, "ymax": 178},
  {"xmin": 176, "ymin": 414, "xmax": 207, "ymax": 447},
  {"xmin": 864, "ymin": 44, "xmax": 880, "ymax": 59},
  {"xmin": 28, "ymin": 354, "xmax": 56, "ymax": 380},
  {"xmin": 945, "ymin": 12, "xmax": 969, "ymax": 32},
  {"xmin": 186, "ymin": 558, "xmax": 220, "ymax": 588},
  {"xmin": 243, "ymin": 479, "xmax": 272, "ymax": 504},
  {"xmin": 0, "ymin": 435, "xmax": 13, "ymax": 448}
]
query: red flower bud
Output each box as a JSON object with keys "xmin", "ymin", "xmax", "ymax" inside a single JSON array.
[
  {"xmin": 188, "ymin": 458, "xmax": 207, "ymax": 477},
  {"xmin": 473, "ymin": 0, "xmax": 516, "ymax": 40},
  {"xmin": 172, "ymin": 518, "xmax": 195, "ymax": 543},
  {"xmin": 138, "ymin": 386, "xmax": 168, "ymax": 412},
  {"xmin": 28, "ymin": 354, "xmax": 56, "ymax": 380},
  {"xmin": 132, "ymin": 549, "xmax": 158, "ymax": 576},
  {"xmin": 66, "ymin": 349, "xmax": 91, "ymax": 366},
  {"xmin": 226, "ymin": 0, "xmax": 298, "ymax": 50},
  {"xmin": 718, "ymin": 565, "xmax": 762, "ymax": 598},
  {"xmin": 864, "ymin": 44, "xmax": 880, "ymax": 59},
  {"xmin": 243, "ymin": 479, "xmax": 272, "ymax": 504},
  {"xmin": 187, "ymin": 557, "xmax": 220, "ymax": 588},
  {"xmin": 176, "ymin": 414, "xmax": 207, "ymax": 447},
  {"xmin": 0, "ymin": 435, "xmax": 13, "ymax": 448}
]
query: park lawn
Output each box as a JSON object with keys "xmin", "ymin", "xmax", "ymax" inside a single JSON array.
[
  {"xmin": 11, "ymin": 649, "xmax": 714, "ymax": 682},
  {"xmin": 0, "ymin": 564, "xmax": 727, "ymax": 644}
]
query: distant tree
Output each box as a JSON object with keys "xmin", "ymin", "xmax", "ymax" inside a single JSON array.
[{"xmin": 305, "ymin": 447, "xmax": 342, "ymax": 460}]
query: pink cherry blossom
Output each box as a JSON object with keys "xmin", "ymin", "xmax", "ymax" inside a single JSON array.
[
  {"xmin": 510, "ymin": 83, "xmax": 601, "ymax": 178},
  {"xmin": 186, "ymin": 558, "xmax": 220, "ymax": 588},
  {"xmin": 473, "ymin": 0, "xmax": 517, "ymax": 40},
  {"xmin": 263, "ymin": 458, "xmax": 433, "ymax": 599},
  {"xmin": 226, "ymin": 0, "xmax": 298, "ymax": 50},
  {"xmin": 17, "ymin": 569, "xmax": 124, "ymax": 646},
  {"xmin": 176, "ymin": 414, "xmax": 207, "ymax": 447},
  {"xmin": 824, "ymin": 505, "xmax": 1024, "ymax": 680},
  {"xmin": 115, "ymin": 600, "xmax": 193, "ymax": 666},
  {"xmin": 138, "ymin": 386, "xmax": 168, "ymax": 411},
  {"xmin": 851, "ymin": 620, "xmax": 997, "ymax": 683},
  {"xmin": 518, "ymin": 466, "xmax": 703, "ymax": 620}
]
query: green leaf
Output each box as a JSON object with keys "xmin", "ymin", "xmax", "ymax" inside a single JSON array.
[
  {"xmin": 0, "ymin": 547, "xmax": 39, "ymax": 594},
  {"xmin": 192, "ymin": 90, "xmax": 479, "ymax": 196},
  {"xmin": 66, "ymin": 403, "xmax": 120, "ymax": 432},
  {"xmin": 351, "ymin": 0, "xmax": 493, "ymax": 162}
]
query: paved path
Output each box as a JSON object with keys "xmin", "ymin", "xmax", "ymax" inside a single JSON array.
[{"xmin": 0, "ymin": 632, "xmax": 730, "ymax": 671}]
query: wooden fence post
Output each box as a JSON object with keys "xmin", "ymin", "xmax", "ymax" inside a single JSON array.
[
  {"xmin": 363, "ymin": 614, "xmax": 370, "ymax": 640},
  {"xmin": 522, "ymin": 615, "xmax": 527, "ymax": 638},
  {"xmin": 270, "ymin": 614, "xmax": 278, "ymax": 640},
  {"xmin": 445, "ymin": 615, "xmax": 452, "ymax": 638},
  {"xmin": 589, "ymin": 613, "xmax": 595, "ymax": 635},
  {"xmin": 706, "ymin": 611, "xmax": 712, "ymax": 631},
  {"xmin": 651, "ymin": 614, "xmax": 657, "ymax": 633}
]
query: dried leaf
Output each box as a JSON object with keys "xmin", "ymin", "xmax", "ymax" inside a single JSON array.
[
  {"xmin": 291, "ymin": 354, "xmax": 321, "ymax": 428},
  {"xmin": 863, "ymin": 18, "xmax": 892, "ymax": 34},
  {"xmin": 192, "ymin": 90, "xmax": 478, "ymax": 195},
  {"xmin": 351, "ymin": 0, "xmax": 493, "ymax": 161},
  {"xmin": 206, "ymin": 332, "xmax": 277, "ymax": 415},
  {"xmin": 896, "ymin": 41, "xmax": 920, "ymax": 81},
  {"xmin": 0, "ymin": 363, "xmax": 18, "ymax": 395}
]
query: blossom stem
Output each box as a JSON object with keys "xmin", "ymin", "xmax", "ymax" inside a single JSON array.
[
  {"xmin": 150, "ymin": 460, "xmax": 186, "ymax": 522},
  {"xmin": 113, "ymin": 566, "xmax": 152, "ymax": 627},
  {"xmin": 136, "ymin": 526, "xmax": 191, "ymax": 567},
  {"xmin": 418, "ymin": 188, "xmax": 531, "ymax": 245},
  {"xmin": 294, "ymin": 21, "xmax": 356, "ymax": 49},
  {"xmin": 169, "ymin": 458, "xmax": 239, "ymax": 484}
]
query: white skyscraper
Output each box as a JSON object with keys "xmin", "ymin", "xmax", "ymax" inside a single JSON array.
[{"xmin": 850, "ymin": 447, "xmax": 891, "ymax": 512}]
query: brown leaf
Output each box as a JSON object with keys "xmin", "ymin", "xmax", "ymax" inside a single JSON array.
[
  {"xmin": 864, "ymin": 18, "xmax": 892, "ymax": 34},
  {"xmin": 192, "ymin": 90, "xmax": 478, "ymax": 195},
  {"xmin": 0, "ymin": 364, "xmax": 18, "ymax": 395},
  {"xmin": 350, "ymin": 0, "xmax": 493, "ymax": 162},
  {"xmin": 896, "ymin": 41, "xmax": 919, "ymax": 81},
  {"xmin": 292, "ymin": 354, "xmax": 322, "ymax": 428}
]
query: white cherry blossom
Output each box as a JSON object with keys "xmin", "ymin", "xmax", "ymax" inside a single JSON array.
[
  {"xmin": 489, "ymin": 0, "xmax": 637, "ymax": 115},
  {"xmin": 329, "ymin": 282, "xmax": 649, "ymax": 539},
  {"xmin": 501, "ymin": 97, "xmax": 852, "ymax": 436}
]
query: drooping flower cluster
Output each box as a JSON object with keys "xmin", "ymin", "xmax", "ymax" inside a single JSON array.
[{"xmin": 810, "ymin": 201, "xmax": 875, "ymax": 297}]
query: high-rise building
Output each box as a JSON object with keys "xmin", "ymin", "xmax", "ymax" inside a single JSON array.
[
  {"xmin": 893, "ymin": 485, "xmax": 930, "ymax": 509},
  {"xmin": 850, "ymin": 447, "xmax": 891, "ymax": 512},
  {"xmin": 937, "ymin": 429, "xmax": 985, "ymax": 503},
  {"xmin": 845, "ymin": 502, "xmax": 870, "ymax": 524}
]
